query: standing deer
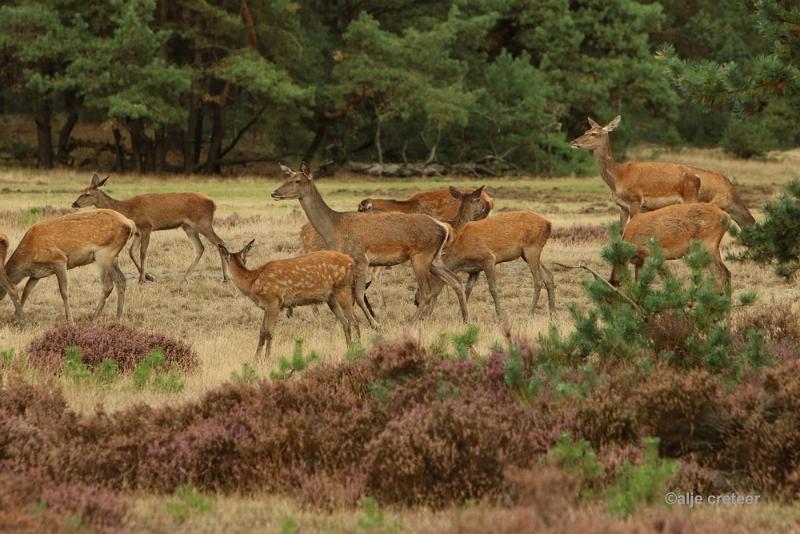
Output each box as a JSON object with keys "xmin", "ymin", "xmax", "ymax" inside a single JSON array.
[
  {"xmin": 220, "ymin": 240, "xmax": 359, "ymax": 359},
  {"xmin": 357, "ymin": 187, "xmax": 495, "ymax": 220},
  {"xmin": 0, "ymin": 210, "xmax": 135, "ymax": 322},
  {"xmin": 72, "ymin": 173, "xmax": 229, "ymax": 283},
  {"xmin": 609, "ymin": 203, "xmax": 731, "ymax": 288},
  {"xmin": 0, "ymin": 232, "xmax": 23, "ymax": 323},
  {"xmin": 571, "ymin": 116, "xmax": 754, "ymax": 229},
  {"xmin": 271, "ymin": 163, "xmax": 469, "ymax": 328},
  {"xmin": 423, "ymin": 187, "xmax": 556, "ymax": 322},
  {"xmin": 300, "ymin": 186, "xmax": 493, "ymax": 310}
]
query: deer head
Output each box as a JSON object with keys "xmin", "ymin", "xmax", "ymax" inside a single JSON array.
[
  {"xmin": 570, "ymin": 115, "xmax": 621, "ymax": 150},
  {"xmin": 450, "ymin": 185, "xmax": 486, "ymax": 223},
  {"xmin": 218, "ymin": 239, "xmax": 255, "ymax": 266},
  {"xmin": 357, "ymin": 200, "xmax": 373, "ymax": 212},
  {"xmin": 271, "ymin": 162, "xmax": 313, "ymax": 200},
  {"xmin": 72, "ymin": 172, "xmax": 110, "ymax": 208}
]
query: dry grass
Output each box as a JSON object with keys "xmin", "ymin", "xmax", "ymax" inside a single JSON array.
[{"xmin": 0, "ymin": 151, "xmax": 797, "ymax": 413}]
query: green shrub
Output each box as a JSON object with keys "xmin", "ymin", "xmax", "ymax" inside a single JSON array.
[
  {"xmin": 163, "ymin": 484, "xmax": 215, "ymax": 523},
  {"xmin": 1, "ymin": 348, "xmax": 15, "ymax": 366},
  {"xmin": 63, "ymin": 346, "xmax": 91, "ymax": 383},
  {"xmin": 132, "ymin": 350, "xmax": 166, "ymax": 390},
  {"xmin": 152, "ymin": 371, "xmax": 185, "ymax": 394},
  {"xmin": 549, "ymin": 432, "xmax": 604, "ymax": 498},
  {"xmin": 280, "ymin": 515, "xmax": 300, "ymax": 534},
  {"xmin": 604, "ymin": 437, "xmax": 677, "ymax": 518},
  {"xmin": 95, "ymin": 358, "xmax": 120, "ymax": 386},
  {"xmin": 732, "ymin": 179, "xmax": 800, "ymax": 280},
  {"xmin": 356, "ymin": 498, "xmax": 396, "ymax": 534},
  {"xmin": 270, "ymin": 338, "xmax": 318, "ymax": 380},
  {"xmin": 721, "ymin": 117, "xmax": 777, "ymax": 159},
  {"xmin": 452, "ymin": 324, "xmax": 479, "ymax": 359},
  {"xmin": 345, "ymin": 340, "xmax": 368, "ymax": 362},
  {"xmin": 230, "ymin": 362, "xmax": 257, "ymax": 383}
]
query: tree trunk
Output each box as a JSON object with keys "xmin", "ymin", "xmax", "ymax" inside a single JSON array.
[
  {"xmin": 35, "ymin": 98, "xmax": 54, "ymax": 169},
  {"xmin": 183, "ymin": 97, "xmax": 199, "ymax": 173},
  {"xmin": 206, "ymin": 100, "xmax": 224, "ymax": 174},
  {"xmin": 154, "ymin": 125, "xmax": 167, "ymax": 173},
  {"xmin": 113, "ymin": 128, "xmax": 125, "ymax": 172},
  {"xmin": 57, "ymin": 91, "xmax": 81, "ymax": 164}
]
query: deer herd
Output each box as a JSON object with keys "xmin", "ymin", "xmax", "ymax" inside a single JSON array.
[{"xmin": 0, "ymin": 116, "xmax": 755, "ymax": 359}]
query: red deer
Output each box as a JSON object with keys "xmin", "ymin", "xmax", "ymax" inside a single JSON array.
[
  {"xmin": 0, "ymin": 210, "xmax": 135, "ymax": 322},
  {"xmin": 424, "ymin": 187, "xmax": 556, "ymax": 321},
  {"xmin": 357, "ymin": 187, "xmax": 495, "ymax": 220},
  {"xmin": 72, "ymin": 173, "xmax": 229, "ymax": 283},
  {"xmin": 272, "ymin": 163, "xmax": 469, "ymax": 328},
  {"xmin": 571, "ymin": 116, "xmax": 754, "ymax": 229},
  {"xmin": 610, "ymin": 203, "xmax": 731, "ymax": 288},
  {"xmin": 0, "ymin": 232, "xmax": 23, "ymax": 323},
  {"xmin": 220, "ymin": 240, "xmax": 359, "ymax": 359}
]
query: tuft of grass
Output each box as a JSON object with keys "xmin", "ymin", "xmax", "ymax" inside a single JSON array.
[
  {"xmin": 132, "ymin": 350, "xmax": 166, "ymax": 390},
  {"xmin": 231, "ymin": 362, "xmax": 258, "ymax": 383},
  {"xmin": 63, "ymin": 346, "xmax": 91, "ymax": 383},
  {"xmin": 163, "ymin": 484, "xmax": 215, "ymax": 523},
  {"xmin": 95, "ymin": 358, "xmax": 120, "ymax": 385}
]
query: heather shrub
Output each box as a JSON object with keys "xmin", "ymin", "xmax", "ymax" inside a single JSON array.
[
  {"xmin": 551, "ymin": 224, "xmax": 608, "ymax": 245},
  {"xmin": 163, "ymin": 484, "xmax": 215, "ymax": 523},
  {"xmin": 27, "ymin": 321, "xmax": 198, "ymax": 373}
]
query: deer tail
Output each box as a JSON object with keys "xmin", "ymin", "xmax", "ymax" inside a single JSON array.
[{"xmin": 431, "ymin": 219, "xmax": 453, "ymax": 264}]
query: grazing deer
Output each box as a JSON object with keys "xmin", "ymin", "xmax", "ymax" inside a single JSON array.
[
  {"xmin": 0, "ymin": 210, "xmax": 135, "ymax": 322},
  {"xmin": 357, "ymin": 186, "xmax": 495, "ymax": 220},
  {"xmin": 0, "ymin": 232, "xmax": 24, "ymax": 323},
  {"xmin": 72, "ymin": 173, "xmax": 229, "ymax": 283},
  {"xmin": 423, "ymin": 187, "xmax": 556, "ymax": 322},
  {"xmin": 219, "ymin": 240, "xmax": 359, "ymax": 359},
  {"xmin": 571, "ymin": 116, "xmax": 754, "ymax": 229},
  {"xmin": 272, "ymin": 163, "xmax": 469, "ymax": 328},
  {"xmin": 610, "ymin": 203, "xmax": 731, "ymax": 288}
]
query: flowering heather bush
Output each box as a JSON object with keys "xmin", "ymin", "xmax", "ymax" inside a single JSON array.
[
  {"xmin": 26, "ymin": 321, "xmax": 199, "ymax": 373},
  {"xmin": 550, "ymin": 224, "xmax": 608, "ymax": 245}
]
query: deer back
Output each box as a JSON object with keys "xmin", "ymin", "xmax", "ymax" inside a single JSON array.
[{"xmin": 248, "ymin": 251, "xmax": 355, "ymax": 305}]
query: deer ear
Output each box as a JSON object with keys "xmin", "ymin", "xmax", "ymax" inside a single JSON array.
[
  {"xmin": 587, "ymin": 117, "xmax": 600, "ymax": 128},
  {"xmin": 217, "ymin": 243, "xmax": 230, "ymax": 257},
  {"xmin": 604, "ymin": 115, "xmax": 621, "ymax": 132},
  {"xmin": 472, "ymin": 185, "xmax": 485, "ymax": 198},
  {"xmin": 97, "ymin": 175, "xmax": 110, "ymax": 188},
  {"xmin": 242, "ymin": 239, "xmax": 256, "ymax": 255},
  {"xmin": 300, "ymin": 161, "xmax": 313, "ymax": 180},
  {"xmin": 449, "ymin": 186, "xmax": 463, "ymax": 199},
  {"xmin": 279, "ymin": 163, "xmax": 295, "ymax": 176},
  {"xmin": 358, "ymin": 200, "xmax": 372, "ymax": 212},
  {"xmin": 90, "ymin": 172, "xmax": 100, "ymax": 186}
]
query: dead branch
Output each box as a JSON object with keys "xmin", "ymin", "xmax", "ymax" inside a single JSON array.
[{"xmin": 552, "ymin": 261, "xmax": 645, "ymax": 314}]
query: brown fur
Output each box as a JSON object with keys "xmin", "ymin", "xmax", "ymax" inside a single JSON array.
[
  {"xmin": 571, "ymin": 116, "xmax": 755, "ymax": 228},
  {"xmin": 0, "ymin": 232, "xmax": 23, "ymax": 322},
  {"xmin": 610, "ymin": 203, "xmax": 731, "ymax": 287},
  {"xmin": 272, "ymin": 163, "xmax": 469, "ymax": 328},
  {"xmin": 427, "ymin": 207, "xmax": 556, "ymax": 321},
  {"xmin": 357, "ymin": 187, "xmax": 495, "ymax": 220},
  {"xmin": 2, "ymin": 209, "xmax": 135, "ymax": 322},
  {"xmin": 221, "ymin": 242, "xmax": 359, "ymax": 359},
  {"xmin": 72, "ymin": 173, "xmax": 228, "ymax": 283}
]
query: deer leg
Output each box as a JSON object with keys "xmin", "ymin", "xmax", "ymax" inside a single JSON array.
[
  {"xmin": 0, "ymin": 274, "xmax": 24, "ymax": 324},
  {"xmin": 464, "ymin": 272, "xmax": 479, "ymax": 301},
  {"xmin": 196, "ymin": 222, "xmax": 229, "ymax": 282},
  {"xmin": 137, "ymin": 227, "xmax": 152, "ymax": 284},
  {"xmin": 354, "ymin": 259, "xmax": 380, "ymax": 329},
  {"xmin": 20, "ymin": 277, "xmax": 39, "ymax": 306},
  {"xmin": 409, "ymin": 254, "xmax": 435, "ymax": 323},
  {"xmin": 53, "ymin": 263, "xmax": 73, "ymax": 323},
  {"xmin": 541, "ymin": 264, "xmax": 556, "ymax": 318},
  {"xmin": 327, "ymin": 295, "xmax": 352, "ymax": 347},
  {"xmin": 482, "ymin": 260, "xmax": 506, "ymax": 323},
  {"xmin": 256, "ymin": 301, "xmax": 280, "ymax": 360},
  {"xmin": 128, "ymin": 233, "xmax": 154, "ymax": 282},
  {"xmin": 91, "ymin": 259, "xmax": 115, "ymax": 321},
  {"xmin": 430, "ymin": 264, "xmax": 470, "ymax": 324},
  {"xmin": 112, "ymin": 257, "xmax": 127, "ymax": 319},
  {"xmin": 370, "ymin": 266, "xmax": 386, "ymax": 308},
  {"xmin": 181, "ymin": 225, "xmax": 205, "ymax": 283},
  {"xmin": 334, "ymin": 284, "xmax": 360, "ymax": 341}
]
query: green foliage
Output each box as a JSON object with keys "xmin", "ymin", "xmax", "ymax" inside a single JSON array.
[
  {"xmin": 604, "ymin": 438, "xmax": 677, "ymax": 518},
  {"xmin": 0, "ymin": 348, "xmax": 15, "ymax": 367},
  {"xmin": 152, "ymin": 371, "xmax": 185, "ymax": 394},
  {"xmin": 369, "ymin": 381, "xmax": 391, "ymax": 404},
  {"xmin": 356, "ymin": 497, "xmax": 396, "ymax": 534},
  {"xmin": 733, "ymin": 179, "xmax": 800, "ymax": 280},
  {"xmin": 230, "ymin": 362, "xmax": 258, "ymax": 384},
  {"xmin": 95, "ymin": 358, "xmax": 120, "ymax": 386},
  {"xmin": 280, "ymin": 515, "xmax": 300, "ymax": 534},
  {"xmin": 132, "ymin": 349, "xmax": 166, "ymax": 390},
  {"xmin": 63, "ymin": 346, "xmax": 91, "ymax": 383},
  {"xmin": 164, "ymin": 484, "xmax": 215, "ymax": 523},
  {"xmin": 16, "ymin": 207, "xmax": 44, "ymax": 228},
  {"xmin": 345, "ymin": 340, "xmax": 368, "ymax": 363},
  {"xmin": 549, "ymin": 432, "xmax": 605, "ymax": 497},
  {"xmin": 270, "ymin": 338, "xmax": 319, "ymax": 380},
  {"xmin": 543, "ymin": 223, "xmax": 771, "ymax": 380},
  {"xmin": 451, "ymin": 324, "xmax": 479, "ymax": 359}
]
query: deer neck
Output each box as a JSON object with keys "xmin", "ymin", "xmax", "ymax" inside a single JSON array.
[
  {"xmin": 592, "ymin": 137, "xmax": 621, "ymax": 192},
  {"xmin": 298, "ymin": 183, "xmax": 342, "ymax": 248},
  {"xmin": 94, "ymin": 189, "xmax": 127, "ymax": 213},
  {"xmin": 226, "ymin": 256, "xmax": 258, "ymax": 294},
  {"xmin": 450, "ymin": 206, "xmax": 474, "ymax": 233}
]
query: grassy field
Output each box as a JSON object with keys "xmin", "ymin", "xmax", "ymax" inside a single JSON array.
[{"xmin": 1, "ymin": 147, "xmax": 799, "ymax": 531}]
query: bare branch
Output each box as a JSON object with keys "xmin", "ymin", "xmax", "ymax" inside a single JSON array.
[{"xmin": 552, "ymin": 261, "xmax": 645, "ymax": 314}]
